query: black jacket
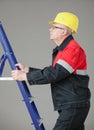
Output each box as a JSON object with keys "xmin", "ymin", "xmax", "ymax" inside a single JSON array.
[{"xmin": 27, "ymin": 35, "xmax": 91, "ymax": 110}]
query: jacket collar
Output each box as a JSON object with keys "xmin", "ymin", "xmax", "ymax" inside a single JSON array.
[{"xmin": 53, "ymin": 35, "xmax": 74, "ymax": 53}]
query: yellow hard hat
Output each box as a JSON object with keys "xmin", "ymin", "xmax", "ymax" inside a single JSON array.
[{"xmin": 49, "ymin": 12, "xmax": 79, "ymax": 34}]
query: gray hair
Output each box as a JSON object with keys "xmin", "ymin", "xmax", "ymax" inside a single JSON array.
[{"xmin": 67, "ymin": 27, "xmax": 73, "ymax": 35}]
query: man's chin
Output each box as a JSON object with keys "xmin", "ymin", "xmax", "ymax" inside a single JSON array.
[{"xmin": 50, "ymin": 37, "xmax": 54, "ymax": 41}]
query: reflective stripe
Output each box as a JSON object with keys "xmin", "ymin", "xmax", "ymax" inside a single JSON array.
[
  {"xmin": 57, "ymin": 59, "xmax": 74, "ymax": 73},
  {"xmin": 57, "ymin": 59, "xmax": 87, "ymax": 75},
  {"xmin": 76, "ymin": 70, "xmax": 87, "ymax": 75}
]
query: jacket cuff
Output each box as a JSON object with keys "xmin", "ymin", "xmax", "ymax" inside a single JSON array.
[{"xmin": 26, "ymin": 72, "xmax": 33, "ymax": 85}]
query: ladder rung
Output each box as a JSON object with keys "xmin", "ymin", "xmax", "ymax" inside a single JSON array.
[
  {"xmin": 0, "ymin": 77, "xmax": 13, "ymax": 80},
  {"xmin": 29, "ymin": 96, "xmax": 35, "ymax": 103},
  {"xmin": 22, "ymin": 97, "xmax": 34, "ymax": 103},
  {"xmin": 38, "ymin": 118, "xmax": 43, "ymax": 126}
]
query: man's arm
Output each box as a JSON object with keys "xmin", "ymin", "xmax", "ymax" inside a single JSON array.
[
  {"xmin": 26, "ymin": 64, "xmax": 70, "ymax": 85},
  {"xmin": 11, "ymin": 63, "xmax": 70, "ymax": 84}
]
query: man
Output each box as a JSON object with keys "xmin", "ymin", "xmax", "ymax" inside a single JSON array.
[{"xmin": 11, "ymin": 12, "xmax": 91, "ymax": 130}]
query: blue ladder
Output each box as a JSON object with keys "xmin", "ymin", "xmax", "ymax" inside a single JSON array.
[{"xmin": 0, "ymin": 22, "xmax": 45, "ymax": 130}]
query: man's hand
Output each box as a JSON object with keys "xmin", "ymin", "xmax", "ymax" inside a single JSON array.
[
  {"xmin": 15, "ymin": 63, "xmax": 29, "ymax": 73},
  {"xmin": 11, "ymin": 70, "xmax": 27, "ymax": 81}
]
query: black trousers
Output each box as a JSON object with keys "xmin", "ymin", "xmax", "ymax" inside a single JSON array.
[{"xmin": 53, "ymin": 106, "xmax": 90, "ymax": 130}]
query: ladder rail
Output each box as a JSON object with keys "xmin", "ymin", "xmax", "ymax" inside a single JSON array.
[{"xmin": 0, "ymin": 22, "xmax": 45, "ymax": 130}]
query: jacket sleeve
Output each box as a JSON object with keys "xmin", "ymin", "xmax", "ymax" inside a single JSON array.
[
  {"xmin": 26, "ymin": 64, "xmax": 70, "ymax": 85},
  {"xmin": 29, "ymin": 67, "xmax": 41, "ymax": 72}
]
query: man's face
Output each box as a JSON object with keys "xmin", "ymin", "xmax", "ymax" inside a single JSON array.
[{"xmin": 49, "ymin": 24, "xmax": 65, "ymax": 41}]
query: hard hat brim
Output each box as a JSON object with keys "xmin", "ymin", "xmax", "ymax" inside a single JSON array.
[{"xmin": 49, "ymin": 21, "xmax": 57, "ymax": 25}]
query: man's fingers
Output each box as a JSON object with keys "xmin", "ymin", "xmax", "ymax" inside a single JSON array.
[
  {"xmin": 11, "ymin": 70, "xmax": 26, "ymax": 81},
  {"xmin": 15, "ymin": 63, "xmax": 21, "ymax": 67}
]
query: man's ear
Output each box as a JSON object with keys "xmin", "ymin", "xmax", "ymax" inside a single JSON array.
[{"xmin": 61, "ymin": 29, "xmax": 67, "ymax": 36}]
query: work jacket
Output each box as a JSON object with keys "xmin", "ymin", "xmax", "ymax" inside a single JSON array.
[{"xmin": 27, "ymin": 35, "xmax": 91, "ymax": 110}]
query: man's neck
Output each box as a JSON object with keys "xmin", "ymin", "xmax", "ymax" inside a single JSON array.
[{"xmin": 55, "ymin": 35, "xmax": 70, "ymax": 46}]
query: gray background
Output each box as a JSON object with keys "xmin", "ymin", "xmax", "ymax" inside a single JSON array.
[{"xmin": 0, "ymin": 0, "xmax": 94, "ymax": 130}]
